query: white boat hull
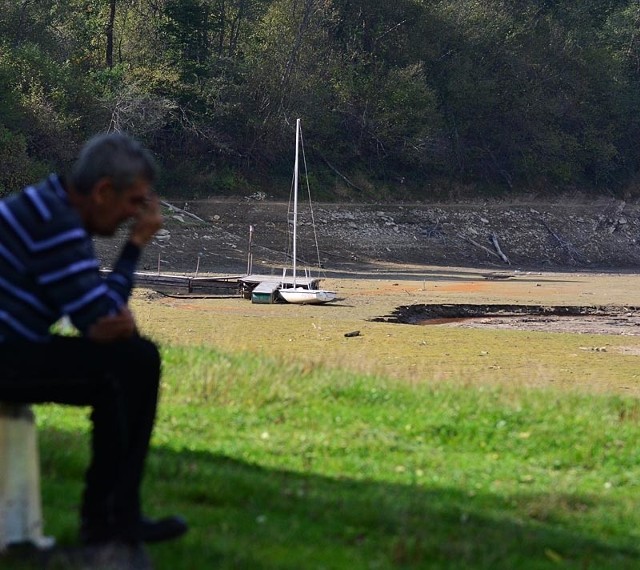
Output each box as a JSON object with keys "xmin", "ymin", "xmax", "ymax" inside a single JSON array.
[{"xmin": 279, "ymin": 288, "xmax": 337, "ymax": 304}]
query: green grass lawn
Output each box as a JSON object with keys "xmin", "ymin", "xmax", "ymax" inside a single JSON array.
[{"xmin": 13, "ymin": 341, "xmax": 638, "ymax": 569}]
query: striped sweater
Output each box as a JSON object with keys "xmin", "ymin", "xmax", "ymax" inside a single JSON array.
[{"xmin": 0, "ymin": 174, "xmax": 139, "ymax": 342}]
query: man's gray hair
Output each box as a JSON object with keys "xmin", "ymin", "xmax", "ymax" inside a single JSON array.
[{"xmin": 71, "ymin": 132, "xmax": 158, "ymax": 195}]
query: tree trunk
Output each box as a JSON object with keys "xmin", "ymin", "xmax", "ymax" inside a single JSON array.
[{"xmin": 106, "ymin": 0, "xmax": 117, "ymax": 68}]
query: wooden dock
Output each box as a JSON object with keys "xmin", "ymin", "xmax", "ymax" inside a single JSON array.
[
  {"xmin": 132, "ymin": 272, "xmax": 243, "ymax": 296},
  {"xmin": 116, "ymin": 270, "xmax": 325, "ymax": 300},
  {"xmin": 240, "ymin": 274, "xmax": 321, "ymax": 289}
]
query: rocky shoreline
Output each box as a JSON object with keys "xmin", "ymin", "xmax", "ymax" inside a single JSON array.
[{"xmin": 95, "ymin": 198, "xmax": 640, "ymax": 275}]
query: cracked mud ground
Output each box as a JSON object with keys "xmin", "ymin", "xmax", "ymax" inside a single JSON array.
[{"xmin": 374, "ymin": 303, "xmax": 640, "ymax": 336}]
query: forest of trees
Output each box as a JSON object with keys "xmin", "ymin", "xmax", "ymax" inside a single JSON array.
[{"xmin": 1, "ymin": 0, "xmax": 640, "ymax": 200}]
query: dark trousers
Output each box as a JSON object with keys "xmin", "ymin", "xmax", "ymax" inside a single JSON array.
[{"xmin": 0, "ymin": 335, "xmax": 160, "ymax": 534}]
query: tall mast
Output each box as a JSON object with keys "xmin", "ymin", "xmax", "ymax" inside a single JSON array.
[{"xmin": 292, "ymin": 118, "xmax": 300, "ymax": 287}]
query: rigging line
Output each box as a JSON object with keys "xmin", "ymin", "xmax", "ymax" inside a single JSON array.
[
  {"xmin": 284, "ymin": 163, "xmax": 295, "ymax": 268},
  {"xmin": 299, "ymin": 127, "xmax": 325, "ymax": 273}
]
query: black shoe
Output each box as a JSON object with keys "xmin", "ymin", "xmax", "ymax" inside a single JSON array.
[
  {"xmin": 138, "ymin": 515, "xmax": 188, "ymax": 543},
  {"xmin": 81, "ymin": 515, "xmax": 188, "ymax": 545}
]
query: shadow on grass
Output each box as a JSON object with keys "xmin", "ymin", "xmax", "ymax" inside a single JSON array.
[{"xmin": 7, "ymin": 427, "xmax": 636, "ymax": 570}]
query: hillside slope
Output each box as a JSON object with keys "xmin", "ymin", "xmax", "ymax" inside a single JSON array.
[{"xmin": 95, "ymin": 197, "xmax": 640, "ymax": 275}]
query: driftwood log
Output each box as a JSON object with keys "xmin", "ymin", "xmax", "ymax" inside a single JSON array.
[
  {"xmin": 539, "ymin": 218, "xmax": 584, "ymax": 263},
  {"xmin": 160, "ymin": 201, "xmax": 206, "ymax": 223},
  {"xmin": 458, "ymin": 233, "xmax": 510, "ymax": 264},
  {"xmin": 490, "ymin": 232, "xmax": 510, "ymax": 264}
]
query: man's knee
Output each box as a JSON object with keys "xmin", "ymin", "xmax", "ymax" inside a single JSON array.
[
  {"xmin": 133, "ymin": 337, "xmax": 160, "ymax": 371},
  {"xmin": 106, "ymin": 336, "xmax": 161, "ymax": 391},
  {"xmin": 128, "ymin": 337, "xmax": 161, "ymax": 384}
]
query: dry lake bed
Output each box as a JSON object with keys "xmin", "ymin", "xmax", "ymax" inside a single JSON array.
[{"xmin": 131, "ymin": 264, "xmax": 640, "ymax": 397}]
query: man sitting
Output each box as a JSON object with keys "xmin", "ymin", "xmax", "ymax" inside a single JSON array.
[{"xmin": 0, "ymin": 132, "xmax": 187, "ymax": 545}]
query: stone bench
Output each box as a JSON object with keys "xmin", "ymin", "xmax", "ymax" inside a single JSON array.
[{"xmin": 0, "ymin": 403, "xmax": 54, "ymax": 552}]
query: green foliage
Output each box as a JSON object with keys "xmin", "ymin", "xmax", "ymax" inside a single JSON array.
[
  {"xmin": 2, "ymin": 0, "xmax": 640, "ymax": 197},
  {"xmin": 0, "ymin": 45, "xmax": 53, "ymax": 193},
  {"xmin": 0, "ymin": 126, "xmax": 47, "ymax": 196},
  {"xmin": 164, "ymin": 0, "xmax": 214, "ymax": 76}
]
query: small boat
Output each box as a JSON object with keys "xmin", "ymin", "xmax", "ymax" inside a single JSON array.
[
  {"xmin": 279, "ymin": 286, "xmax": 336, "ymax": 305},
  {"xmin": 279, "ymin": 118, "xmax": 336, "ymax": 305}
]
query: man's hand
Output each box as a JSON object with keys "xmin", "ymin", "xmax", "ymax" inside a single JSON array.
[
  {"xmin": 87, "ymin": 307, "xmax": 137, "ymax": 342},
  {"xmin": 129, "ymin": 193, "xmax": 163, "ymax": 248}
]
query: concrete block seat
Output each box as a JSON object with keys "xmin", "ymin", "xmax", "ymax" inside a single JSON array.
[{"xmin": 0, "ymin": 403, "xmax": 55, "ymax": 552}]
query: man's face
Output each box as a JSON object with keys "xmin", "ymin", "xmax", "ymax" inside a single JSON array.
[{"xmin": 88, "ymin": 177, "xmax": 151, "ymax": 236}]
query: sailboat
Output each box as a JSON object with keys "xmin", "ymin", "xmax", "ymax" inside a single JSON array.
[{"xmin": 278, "ymin": 119, "xmax": 337, "ymax": 305}]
